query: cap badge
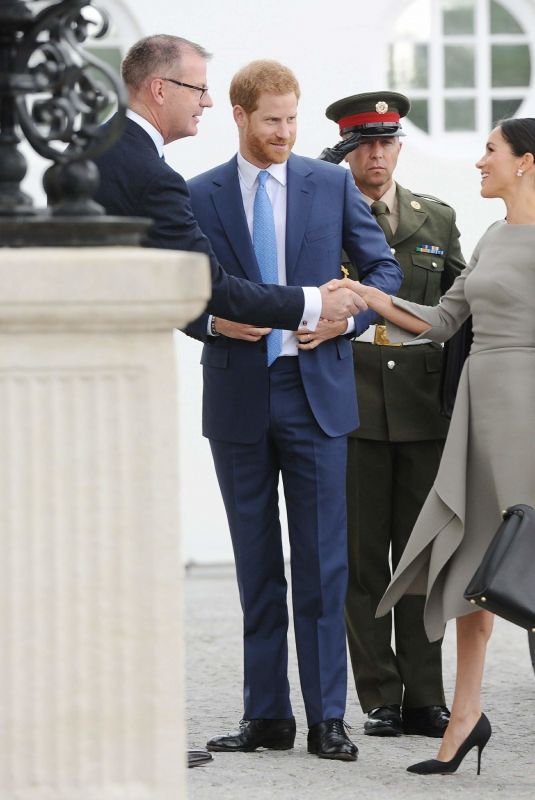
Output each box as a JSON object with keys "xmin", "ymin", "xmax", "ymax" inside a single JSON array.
[
  {"xmin": 411, "ymin": 200, "xmax": 422, "ymax": 210},
  {"xmin": 376, "ymin": 101, "xmax": 389, "ymax": 114}
]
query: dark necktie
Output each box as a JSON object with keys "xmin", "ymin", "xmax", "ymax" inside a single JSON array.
[{"xmin": 371, "ymin": 200, "xmax": 393, "ymax": 243}]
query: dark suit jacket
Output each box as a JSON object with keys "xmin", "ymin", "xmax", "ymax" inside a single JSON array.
[
  {"xmin": 187, "ymin": 154, "xmax": 402, "ymax": 443},
  {"xmin": 93, "ymin": 115, "xmax": 304, "ymax": 329},
  {"xmin": 348, "ymin": 184, "xmax": 465, "ymax": 441}
]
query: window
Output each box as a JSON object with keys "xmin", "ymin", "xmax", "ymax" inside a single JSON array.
[{"xmin": 388, "ymin": 0, "xmax": 532, "ymax": 137}]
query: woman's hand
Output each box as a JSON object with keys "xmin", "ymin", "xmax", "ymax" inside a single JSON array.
[
  {"xmin": 327, "ymin": 279, "xmax": 429, "ymax": 335},
  {"xmin": 327, "ymin": 277, "xmax": 372, "ymax": 301}
]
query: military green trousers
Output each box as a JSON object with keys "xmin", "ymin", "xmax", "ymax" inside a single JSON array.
[{"xmin": 345, "ymin": 437, "xmax": 446, "ymax": 712}]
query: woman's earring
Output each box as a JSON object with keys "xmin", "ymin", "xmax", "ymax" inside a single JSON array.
[{"xmin": 516, "ymin": 169, "xmax": 524, "ymax": 177}]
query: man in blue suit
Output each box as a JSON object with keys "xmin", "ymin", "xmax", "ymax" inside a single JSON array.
[
  {"xmin": 94, "ymin": 34, "xmax": 369, "ymax": 770},
  {"xmin": 187, "ymin": 60, "xmax": 402, "ymax": 761},
  {"xmin": 94, "ymin": 35, "xmax": 365, "ymax": 331}
]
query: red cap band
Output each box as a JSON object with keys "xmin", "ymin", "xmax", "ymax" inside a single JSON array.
[{"xmin": 338, "ymin": 111, "xmax": 400, "ymax": 130}]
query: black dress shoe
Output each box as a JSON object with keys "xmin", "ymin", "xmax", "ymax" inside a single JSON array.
[
  {"xmin": 403, "ymin": 705, "xmax": 450, "ymax": 737},
  {"xmin": 307, "ymin": 719, "xmax": 358, "ymax": 761},
  {"xmin": 187, "ymin": 749, "xmax": 213, "ymax": 768},
  {"xmin": 364, "ymin": 704, "xmax": 402, "ymax": 736},
  {"xmin": 206, "ymin": 718, "xmax": 296, "ymax": 752}
]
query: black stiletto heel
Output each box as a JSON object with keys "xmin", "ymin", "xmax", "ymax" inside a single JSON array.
[
  {"xmin": 477, "ymin": 743, "xmax": 483, "ymax": 776},
  {"xmin": 407, "ymin": 713, "xmax": 491, "ymax": 775}
]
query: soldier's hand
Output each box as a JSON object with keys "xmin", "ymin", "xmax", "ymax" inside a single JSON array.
[{"xmin": 317, "ymin": 132, "xmax": 362, "ymax": 164}]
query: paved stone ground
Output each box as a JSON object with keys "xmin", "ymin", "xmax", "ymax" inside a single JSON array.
[{"xmin": 185, "ymin": 566, "xmax": 535, "ymax": 800}]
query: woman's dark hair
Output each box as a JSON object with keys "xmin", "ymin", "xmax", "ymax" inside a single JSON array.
[{"xmin": 498, "ymin": 117, "xmax": 535, "ymax": 159}]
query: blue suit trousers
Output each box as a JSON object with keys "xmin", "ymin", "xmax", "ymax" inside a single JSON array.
[{"xmin": 209, "ymin": 358, "xmax": 348, "ymax": 726}]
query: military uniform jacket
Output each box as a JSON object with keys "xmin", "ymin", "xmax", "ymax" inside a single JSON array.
[{"xmin": 349, "ymin": 183, "xmax": 465, "ymax": 441}]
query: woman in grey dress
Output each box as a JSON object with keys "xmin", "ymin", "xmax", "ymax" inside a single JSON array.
[{"xmin": 340, "ymin": 117, "xmax": 535, "ymax": 774}]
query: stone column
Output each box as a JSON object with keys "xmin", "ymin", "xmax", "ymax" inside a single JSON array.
[{"xmin": 0, "ymin": 247, "xmax": 210, "ymax": 800}]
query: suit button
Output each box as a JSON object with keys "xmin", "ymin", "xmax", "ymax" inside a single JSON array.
[
  {"xmin": 387, "ymin": 360, "xmax": 396, "ymax": 370},
  {"xmin": 432, "ymin": 261, "xmax": 438, "ymax": 268},
  {"xmin": 390, "ymin": 247, "xmax": 396, "ymax": 255}
]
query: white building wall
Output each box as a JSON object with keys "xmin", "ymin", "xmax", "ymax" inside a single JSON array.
[{"xmin": 19, "ymin": 0, "xmax": 535, "ymax": 563}]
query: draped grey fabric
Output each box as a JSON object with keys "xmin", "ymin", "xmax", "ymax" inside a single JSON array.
[{"xmin": 377, "ymin": 220, "xmax": 535, "ymax": 641}]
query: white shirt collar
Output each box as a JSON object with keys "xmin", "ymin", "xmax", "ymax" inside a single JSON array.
[
  {"xmin": 126, "ymin": 109, "xmax": 165, "ymax": 158},
  {"xmin": 237, "ymin": 151, "xmax": 287, "ymax": 188}
]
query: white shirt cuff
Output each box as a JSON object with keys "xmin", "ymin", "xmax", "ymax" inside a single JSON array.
[
  {"xmin": 300, "ymin": 287, "xmax": 322, "ymax": 331},
  {"xmin": 345, "ymin": 317, "xmax": 355, "ymax": 335}
]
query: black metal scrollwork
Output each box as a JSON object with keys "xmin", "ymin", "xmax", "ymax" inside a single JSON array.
[
  {"xmin": 0, "ymin": 0, "xmax": 147, "ymax": 245},
  {"xmin": 14, "ymin": 0, "xmax": 127, "ymax": 163}
]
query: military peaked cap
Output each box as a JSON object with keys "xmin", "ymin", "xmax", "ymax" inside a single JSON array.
[{"xmin": 326, "ymin": 90, "xmax": 411, "ymax": 138}]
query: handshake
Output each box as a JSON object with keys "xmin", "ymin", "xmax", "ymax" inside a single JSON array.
[
  {"xmin": 319, "ymin": 277, "xmax": 369, "ymax": 320},
  {"xmin": 213, "ymin": 278, "xmax": 375, "ymax": 344}
]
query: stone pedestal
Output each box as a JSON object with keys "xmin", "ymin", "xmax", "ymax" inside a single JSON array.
[{"xmin": 0, "ymin": 247, "xmax": 210, "ymax": 800}]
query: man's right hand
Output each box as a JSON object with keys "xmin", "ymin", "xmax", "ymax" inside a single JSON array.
[{"xmin": 319, "ymin": 282, "xmax": 368, "ymax": 320}]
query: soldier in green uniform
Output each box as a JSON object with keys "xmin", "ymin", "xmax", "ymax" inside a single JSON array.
[{"xmin": 325, "ymin": 91, "xmax": 465, "ymax": 738}]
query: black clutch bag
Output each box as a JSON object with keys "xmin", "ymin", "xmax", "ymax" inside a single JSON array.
[
  {"xmin": 440, "ymin": 315, "xmax": 473, "ymax": 418},
  {"xmin": 464, "ymin": 504, "xmax": 535, "ymax": 631}
]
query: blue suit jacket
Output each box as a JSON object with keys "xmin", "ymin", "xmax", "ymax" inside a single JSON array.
[
  {"xmin": 93, "ymin": 115, "xmax": 304, "ymax": 329},
  {"xmin": 187, "ymin": 154, "xmax": 402, "ymax": 443}
]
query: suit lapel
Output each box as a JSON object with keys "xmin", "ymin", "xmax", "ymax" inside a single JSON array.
[
  {"xmin": 123, "ymin": 116, "xmax": 160, "ymax": 155},
  {"xmin": 392, "ymin": 184, "xmax": 428, "ymax": 246},
  {"xmin": 210, "ymin": 155, "xmax": 262, "ymax": 282},
  {"xmin": 286, "ymin": 154, "xmax": 315, "ymax": 280}
]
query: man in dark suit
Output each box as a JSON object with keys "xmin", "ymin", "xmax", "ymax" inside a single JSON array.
[
  {"xmin": 94, "ymin": 34, "xmax": 365, "ymax": 331},
  {"xmin": 324, "ymin": 91, "xmax": 465, "ymax": 739},
  {"xmin": 186, "ymin": 61, "xmax": 402, "ymax": 761}
]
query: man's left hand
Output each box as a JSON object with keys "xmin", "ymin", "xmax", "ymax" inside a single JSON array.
[{"xmin": 296, "ymin": 318, "xmax": 347, "ymax": 350}]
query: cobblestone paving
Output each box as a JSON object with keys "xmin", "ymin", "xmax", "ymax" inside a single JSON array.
[{"xmin": 185, "ymin": 567, "xmax": 535, "ymax": 800}]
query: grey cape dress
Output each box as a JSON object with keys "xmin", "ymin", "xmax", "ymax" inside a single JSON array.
[{"xmin": 376, "ymin": 220, "xmax": 535, "ymax": 642}]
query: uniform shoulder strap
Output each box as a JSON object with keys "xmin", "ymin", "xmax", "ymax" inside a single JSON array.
[{"xmin": 412, "ymin": 192, "xmax": 452, "ymax": 209}]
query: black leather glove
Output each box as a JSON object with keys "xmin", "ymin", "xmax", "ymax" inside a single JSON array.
[{"xmin": 317, "ymin": 131, "xmax": 362, "ymax": 164}]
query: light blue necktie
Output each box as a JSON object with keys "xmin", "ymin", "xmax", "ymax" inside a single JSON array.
[{"xmin": 253, "ymin": 170, "xmax": 282, "ymax": 366}]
